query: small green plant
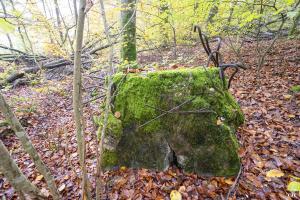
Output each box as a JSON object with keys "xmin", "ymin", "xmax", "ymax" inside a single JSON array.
[
  {"xmin": 118, "ymin": 60, "xmax": 139, "ymax": 71},
  {"xmin": 290, "ymin": 85, "xmax": 300, "ymax": 93}
]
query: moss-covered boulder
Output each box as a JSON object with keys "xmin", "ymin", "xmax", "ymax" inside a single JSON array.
[{"xmin": 100, "ymin": 67, "xmax": 244, "ymax": 176}]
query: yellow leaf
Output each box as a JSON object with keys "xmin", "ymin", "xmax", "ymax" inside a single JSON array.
[
  {"xmin": 216, "ymin": 119, "xmax": 223, "ymax": 125},
  {"xmin": 35, "ymin": 175, "xmax": 44, "ymax": 181},
  {"xmin": 283, "ymin": 94, "xmax": 292, "ymax": 100},
  {"xmin": 170, "ymin": 190, "xmax": 182, "ymax": 200},
  {"xmin": 287, "ymin": 181, "xmax": 300, "ymax": 192},
  {"xmin": 225, "ymin": 178, "xmax": 234, "ymax": 185},
  {"xmin": 288, "ymin": 114, "xmax": 295, "ymax": 118},
  {"xmin": 266, "ymin": 169, "xmax": 284, "ymax": 178},
  {"xmin": 120, "ymin": 166, "xmax": 127, "ymax": 171},
  {"xmin": 289, "ymin": 175, "xmax": 300, "ymax": 181}
]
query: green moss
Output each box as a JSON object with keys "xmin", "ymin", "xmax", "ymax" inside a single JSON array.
[
  {"xmin": 102, "ymin": 67, "xmax": 244, "ymax": 176},
  {"xmin": 102, "ymin": 150, "xmax": 118, "ymax": 169},
  {"xmin": 95, "ymin": 113, "xmax": 123, "ymax": 139},
  {"xmin": 291, "ymin": 85, "xmax": 300, "ymax": 93}
]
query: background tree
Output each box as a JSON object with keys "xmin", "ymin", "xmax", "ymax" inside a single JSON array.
[
  {"xmin": 72, "ymin": 0, "xmax": 91, "ymax": 199},
  {"xmin": 120, "ymin": 0, "xmax": 137, "ymax": 62}
]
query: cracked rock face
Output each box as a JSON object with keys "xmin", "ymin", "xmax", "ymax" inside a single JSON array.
[{"xmin": 98, "ymin": 68, "xmax": 244, "ymax": 176}]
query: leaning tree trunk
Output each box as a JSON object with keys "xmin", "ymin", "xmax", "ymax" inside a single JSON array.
[
  {"xmin": 120, "ymin": 0, "xmax": 137, "ymax": 62},
  {"xmin": 73, "ymin": 0, "xmax": 92, "ymax": 199},
  {"xmin": 0, "ymin": 140, "xmax": 45, "ymax": 199},
  {"xmin": 0, "ymin": 93, "xmax": 61, "ymax": 200}
]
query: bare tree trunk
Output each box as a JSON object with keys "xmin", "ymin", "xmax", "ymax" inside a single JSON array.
[
  {"xmin": 0, "ymin": 93, "xmax": 61, "ymax": 200},
  {"xmin": 0, "ymin": 140, "xmax": 45, "ymax": 199},
  {"xmin": 54, "ymin": 0, "xmax": 64, "ymax": 44},
  {"xmin": 9, "ymin": 0, "xmax": 28, "ymax": 52},
  {"xmin": 73, "ymin": 0, "xmax": 92, "ymax": 199},
  {"xmin": 96, "ymin": 0, "xmax": 115, "ymax": 199},
  {"xmin": 73, "ymin": 0, "xmax": 78, "ymax": 25},
  {"xmin": 0, "ymin": 1, "xmax": 14, "ymax": 51},
  {"xmin": 120, "ymin": 0, "xmax": 137, "ymax": 62}
]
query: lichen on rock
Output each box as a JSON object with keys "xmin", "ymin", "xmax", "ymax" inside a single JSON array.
[{"xmin": 99, "ymin": 67, "xmax": 244, "ymax": 176}]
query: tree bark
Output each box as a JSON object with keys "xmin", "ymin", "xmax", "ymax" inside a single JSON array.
[
  {"xmin": 73, "ymin": 0, "xmax": 92, "ymax": 199},
  {"xmin": 0, "ymin": 140, "xmax": 45, "ymax": 199},
  {"xmin": 54, "ymin": 0, "xmax": 64, "ymax": 45},
  {"xmin": 120, "ymin": 0, "xmax": 137, "ymax": 62},
  {"xmin": 0, "ymin": 93, "xmax": 61, "ymax": 200}
]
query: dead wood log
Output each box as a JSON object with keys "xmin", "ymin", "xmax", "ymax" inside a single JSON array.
[{"xmin": 6, "ymin": 72, "xmax": 25, "ymax": 83}]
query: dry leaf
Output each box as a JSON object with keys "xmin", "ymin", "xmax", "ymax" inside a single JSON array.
[
  {"xmin": 283, "ymin": 94, "xmax": 292, "ymax": 100},
  {"xmin": 216, "ymin": 119, "xmax": 223, "ymax": 125},
  {"xmin": 287, "ymin": 181, "xmax": 300, "ymax": 192},
  {"xmin": 58, "ymin": 183, "xmax": 66, "ymax": 192},
  {"xmin": 40, "ymin": 188, "xmax": 50, "ymax": 197},
  {"xmin": 170, "ymin": 190, "xmax": 182, "ymax": 200},
  {"xmin": 35, "ymin": 175, "xmax": 44, "ymax": 181},
  {"xmin": 266, "ymin": 169, "xmax": 284, "ymax": 178},
  {"xmin": 225, "ymin": 178, "xmax": 234, "ymax": 185},
  {"xmin": 114, "ymin": 111, "xmax": 121, "ymax": 118}
]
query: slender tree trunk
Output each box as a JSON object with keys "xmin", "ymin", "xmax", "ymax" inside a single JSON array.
[
  {"xmin": 73, "ymin": 0, "xmax": 78, "ymax": 25},
  {"xmin": 67, "ymin": 0, "xmax": 74, "ymax": 15},
  {"xmin": 0, "ymin": 1, "xmax": 14, "ymax": 51},
  {"xmin": 73, "ymin": 0, "xmax": 79, "ymax": 42},
  {"xmin": 0, "ymin": 140, "xmax": 45, "ymax": 199},
  {"xmin": 6, "ymin": 34, "xmax": 13, "ymax": 49},
  {"xmin": 73, "ymin": 0, "xmax": 91, "ymax": 199},
  {"xmin": 120, "ymin": 0, "xmax": 137, "ymax": 62},
  {"xmin": 289, "ymin": 8, "xmax": 300, "ymax": 35},
  {"xmin": 54, "ymin": 0, "xmax": 64, "ymax": 44},
  {"xmin": 0, "ymin": 93, "xmax": 61, "ymax": 200},
  {"xmin": 206, "ymin": 0, "xmax": 219, "ymax": 27},
  {"xmin": 9, "ymin": 0, "xmax": 28, "ymax": 52},
  {"xmin": 96, "ymin": 0, "xmax": 115, "ymax": 199}
]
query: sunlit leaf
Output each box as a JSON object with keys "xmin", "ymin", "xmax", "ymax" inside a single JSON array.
[
  {"xmin": 283, "ymin": 94, "xmax": 292, "ymax": 100},
  {"xmin": 287, "ymin": 181, "xmax": 300, "ymax": 192},
  {"xmin": 0, "ymin": 18, "xmax": 15, "ymax": 33},
  {"xmin": 170, "ymin": 190, "xmax": 182, "ymax": 200},
  {"xmin": 35, "ymin": 175, "xmax": 44, "ymax": 181},
  {"xmin": 266, "ymin": 169, "xmax": 284, "ymax": 178}
]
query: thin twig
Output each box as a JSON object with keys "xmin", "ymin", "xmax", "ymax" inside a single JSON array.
[
  {"xmin": 225, "ymin": 164, "xmax": 243, "ymax": 200},
  {"xmin": 83, "ymin": 95, "xmax": 106, "ymax": 105},
  {"xmin": 144, "ymin": 104, "xmax": 217, "ymax": 114},
  {"xmin": 138, "ymin": 97, "xmax": 196, "ymax": 129}
]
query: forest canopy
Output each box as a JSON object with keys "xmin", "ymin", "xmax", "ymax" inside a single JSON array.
[{"xmin": 0, "ymin": 0, "xmax": 299, "ymax": 57}]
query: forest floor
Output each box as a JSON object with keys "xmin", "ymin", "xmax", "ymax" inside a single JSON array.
[{"xmin": 0, "ymin": 38, "xmax": 299, "ymax": 199}]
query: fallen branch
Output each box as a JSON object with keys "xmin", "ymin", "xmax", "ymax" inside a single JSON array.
[{"xmin": 225, "ymin": 165, "xmax": 243, "ymax": 200}]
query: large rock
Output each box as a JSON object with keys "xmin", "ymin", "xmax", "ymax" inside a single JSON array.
[{"xmin": 98, "ymin": 68, "xmax": 244, "ymax": 176}]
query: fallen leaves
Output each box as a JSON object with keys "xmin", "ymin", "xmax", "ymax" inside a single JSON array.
[{"xmin": 1, "ymin": 39, "xmax": 299, "ymax": 199}]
